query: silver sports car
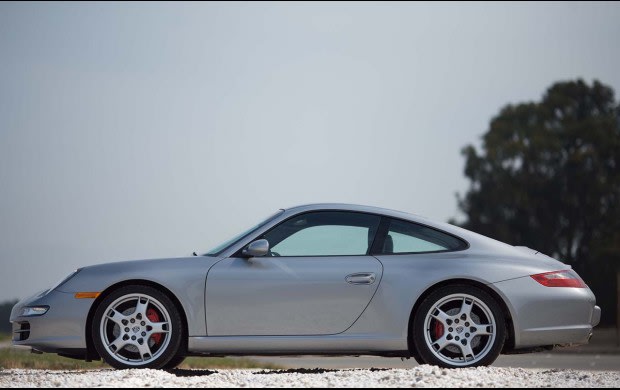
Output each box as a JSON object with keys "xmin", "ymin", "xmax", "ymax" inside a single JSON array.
[{"xmin": 10, "ymin": 204, "xmax": 600, "ymax": 369}]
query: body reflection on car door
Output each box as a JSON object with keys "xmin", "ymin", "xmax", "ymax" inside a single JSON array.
[{"xmin": 205, "ymin": 211, "xmax": 384, "ymax": 336}]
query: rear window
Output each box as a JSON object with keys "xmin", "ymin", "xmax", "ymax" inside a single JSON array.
[{"xmin": 380, "ymin": 219, "xmax": 468, "ymax": 254}]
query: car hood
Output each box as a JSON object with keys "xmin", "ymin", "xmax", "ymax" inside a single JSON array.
[{"xmin": 56, "ymin": 255, "xmax": 223, "ymax": 294}]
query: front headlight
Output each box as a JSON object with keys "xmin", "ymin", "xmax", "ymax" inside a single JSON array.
[{"xmin": 20, "ymin": 306, "xmax": 49, "ymax": 317}]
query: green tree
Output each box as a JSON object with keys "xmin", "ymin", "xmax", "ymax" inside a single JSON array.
[{"xmin": 457, "ymin": 79, "xmax": 620, "ymax": 325}]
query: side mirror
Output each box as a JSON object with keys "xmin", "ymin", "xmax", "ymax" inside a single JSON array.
[{"xmin": 242, "ymin": 239, "xmax": 269, "ymax": 258}]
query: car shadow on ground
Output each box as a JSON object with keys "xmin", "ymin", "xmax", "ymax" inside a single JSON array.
[
  {"xmin": 167, "ymin": 369, "xmax": 218, "ymax": 377},
  {"xmin": 168, "ymin": 367, "xmax": 391, "ymax": 377}
]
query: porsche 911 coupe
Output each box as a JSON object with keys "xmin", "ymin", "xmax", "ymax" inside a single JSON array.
[{"xmin": 10, "ymin": 203, "xmax": 600, "ymax": 369}]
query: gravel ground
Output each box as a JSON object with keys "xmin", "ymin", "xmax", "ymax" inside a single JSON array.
[{"xmin": 1, "ymin": 366, "xmax": 619, "ymax": 388}]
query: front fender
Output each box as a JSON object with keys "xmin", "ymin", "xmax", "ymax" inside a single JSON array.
[{"xmin": 57, "ymin": 256, "xmax": 222, "ymax": 336}]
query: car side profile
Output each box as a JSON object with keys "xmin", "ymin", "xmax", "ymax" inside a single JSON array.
[{"xmin": 10, "ymin": 203, "xmax": 600, "ymax": 369}]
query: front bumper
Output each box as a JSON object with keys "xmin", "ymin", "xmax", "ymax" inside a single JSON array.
[{"xmin": 10, "ymin": 289, "xmax": 94, "ymax": 353}]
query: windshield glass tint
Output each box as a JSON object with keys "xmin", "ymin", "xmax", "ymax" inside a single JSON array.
[
  {"xmin": 204, "ymin": 210, "xmax": 284, "ymax": 256},
  {"xmin": 264, "ymin": 211, "xmax": 381, "ymax": 256}
]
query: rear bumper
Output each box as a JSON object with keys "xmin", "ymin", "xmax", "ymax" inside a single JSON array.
[
  {"xmin": 10, "ymin": 289, "xmax": 93, "ymax": 353},
  {"xmin": 492, "ymin": 277, "xmax": 600, "ymax": 349},
  {"xmin": 591, "ymin": 305, "xmax": 601, "ymax": 327}
]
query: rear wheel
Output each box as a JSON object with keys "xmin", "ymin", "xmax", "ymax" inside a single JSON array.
[
  {"xmin": 163, "ymin": 355, "xmax": 186, "ymax": 370},
  {"xmin": 412, "ymin": 285, "xmax": 505, "ymax": 368},
  {"xmin": 92, "ymin": 285, "xmax": 184, "ymax": 369}
]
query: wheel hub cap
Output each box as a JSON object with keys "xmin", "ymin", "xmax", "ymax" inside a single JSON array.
[
  {"xmin": 423, "ymin": 293, "xmax": 497, "ymax": 366},
  {"xmin": 100, "ymin": 293, "xmax": 172, "ymax": 366}
]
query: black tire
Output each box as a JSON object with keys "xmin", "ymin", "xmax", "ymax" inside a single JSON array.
[
  {"xmin": 408, "ymin": 339, "xmax": 426, "ymax": 365},
  {"xmin": 92, "ymin": 285, "xmax": 184, "ymax": 369},
  {"xmin": 412, "ymin": 285, "xmax": 506, "ymax": 368},
  {"xmin": 163, "ymin": 355, "xmax": 186, "ymax": 370},
  {"xmin": 411, "ymin": 351, "xmax": 426, "ymax": 365}
]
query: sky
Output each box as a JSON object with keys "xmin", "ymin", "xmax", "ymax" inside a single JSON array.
[{"xmin": 0, "ymin": 2, "xmax": 619, "ymax": 300}]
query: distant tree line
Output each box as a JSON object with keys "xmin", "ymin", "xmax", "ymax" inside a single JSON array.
[
  {"xmin": 0, "ymin": 300, "xmax": 17, "ymax": 334},
  {"xmin": 456, "ymin": 79, "xmax": 620, "ymax": 325}
]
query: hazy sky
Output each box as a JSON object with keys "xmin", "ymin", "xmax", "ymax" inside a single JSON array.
[{"xmin": 1, "ymin": 2, "xmax": 619, "ymax": 300}]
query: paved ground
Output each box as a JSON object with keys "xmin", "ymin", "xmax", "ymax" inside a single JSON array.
[{"xmin": 251, "ymin": 328, "xmax": 620, "ymax": 371}]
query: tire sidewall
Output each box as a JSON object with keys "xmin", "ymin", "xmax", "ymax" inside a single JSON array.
[
  {"xmin": 92, "ymin": 285, "xmax": 184, "ymax": 369},
  {"xmin": 413, "ymin": 285, "xmax": 506, "ymax": 368},
  {"xmin": 162, "ymin": 355, "xmax": 186, "ymax": 370}
]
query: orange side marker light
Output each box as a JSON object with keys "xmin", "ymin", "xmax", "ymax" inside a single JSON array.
[{"xmin": 74, "ymin": 292, "xmax": 101, "ymax": 299}]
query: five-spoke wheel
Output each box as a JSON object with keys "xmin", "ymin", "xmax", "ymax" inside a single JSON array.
[
  {"xmin": 412, "ymin": 285, "xmax": 506, "ymax": 368},
  {"xmin": 92, "ymin": 285, "xmax": 184, "ymax": 369}
]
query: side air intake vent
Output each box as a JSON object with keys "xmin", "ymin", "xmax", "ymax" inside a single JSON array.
[{"xmin": 13, "ymin": 322, "xmax": 30, "ymax": 341}]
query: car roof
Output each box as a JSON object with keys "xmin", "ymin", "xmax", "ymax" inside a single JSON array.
[{"xmin": 283, "ymin": 203, "xmax": 427, "ymax": 221}]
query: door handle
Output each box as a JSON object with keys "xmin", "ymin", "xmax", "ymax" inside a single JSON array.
[{"xmin": 346, "ymin": 273, "xmax": 376, "ymax": 285}]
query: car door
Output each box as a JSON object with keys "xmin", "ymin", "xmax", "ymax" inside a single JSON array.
[{"xmin": 205, "ymin": 211, "xmax": 384, "ymax": 336}]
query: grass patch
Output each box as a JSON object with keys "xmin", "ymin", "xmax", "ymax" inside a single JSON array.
[
  {"xmin": 0, "ymin": 347, "xmax": 280, "ymax": 370},
  {"xmin": 0, "ymin": 333, "xmax": 11, "ymax": 342},
  {"xmin": 0, "ymin": 348, "xmax": 108, "ymax": 370}
]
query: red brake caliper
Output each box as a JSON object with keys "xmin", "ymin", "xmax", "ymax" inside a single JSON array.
[
  {"xmin": 434, "ymin": 321, "xmax": 444, "ymax": 339},
  {"xmin": 146, "ymin": 308, "xmax": 163, "ymax": 345}
]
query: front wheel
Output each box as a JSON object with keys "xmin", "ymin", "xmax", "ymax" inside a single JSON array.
[
  {"xmin": 92, "ymin": 285, "xmax": 184, "ymax": 369},
  {"xmin": 412, "ymin": 285, "xmax": 506, "ymax": 368}
]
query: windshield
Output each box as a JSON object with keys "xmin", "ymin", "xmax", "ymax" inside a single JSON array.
[{"xmin": 203, "ymin": 209, "xmax": 284, "ymax": 256}]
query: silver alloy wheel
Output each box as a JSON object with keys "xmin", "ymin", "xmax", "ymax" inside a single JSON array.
[
  {"xmin": 99, "ymin": 293, "xmax": 172, "ymax": 366},
  {"xmin": 423, "ymin": 293, "xmax": 496, "ymax": 367}
]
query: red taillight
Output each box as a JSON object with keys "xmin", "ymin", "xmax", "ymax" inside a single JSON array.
[{"xmin": 531, "ymin": 270, "xmax": 586, "ymax": 288}]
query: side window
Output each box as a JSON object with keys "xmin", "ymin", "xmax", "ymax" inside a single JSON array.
[
  {"xmin": 381, "ymin": 219, "xmax": 467, "ymax": 254},
  {"xmin": 263, "ymin": 211, "xmax": 381, "ymax": 256}
]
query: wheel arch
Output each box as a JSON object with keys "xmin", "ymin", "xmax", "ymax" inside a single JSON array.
[
  {"xmin": 407, "ymin": 278, "xmax": 516, "ymax": 357},
  {"xmin": 85, "ymin": 279, "xmax": 189, "ymax": 361}
]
